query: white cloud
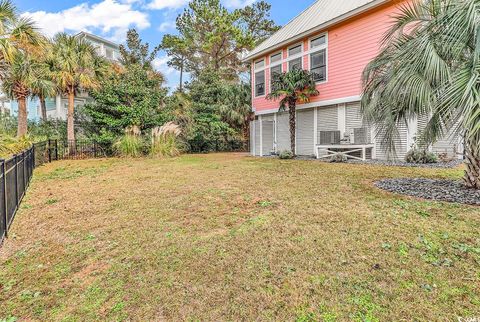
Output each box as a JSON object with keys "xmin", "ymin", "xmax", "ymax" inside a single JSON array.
[
  {"xmin": 23, "ymin": 0, "xmax": 150, "ymax": 41},
  {"xmin": 153, "ymin": 56, "xmax": 177, "ymax": 76},
  {"xmin": 223, "ymin": 0, "xmax": 256, "ymax": 9},
  {"xmin": 147, "ymin": 0, "xmax": 189, "ymax": 10},
  {"xmin": 158, "ymin": 21, "xmax": 176, "ymax": 32}
]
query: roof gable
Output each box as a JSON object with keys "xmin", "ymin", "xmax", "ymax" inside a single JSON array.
[{"xmin": 244, "ymin": 0, "xmax": 389, "ymax": 61}]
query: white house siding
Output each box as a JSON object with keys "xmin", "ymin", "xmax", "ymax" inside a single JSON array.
[
  {"xmin": 375, "ymin": 122, "xmax": 409, "ymax": 160},
  {"xmin": 296, "ymin": 108, "xmax": 315, "ymax": 155},
  {"xmin": 416, "ymin": 114, "xmax": 463, "ymax": 158},
  {"xmin": 317, "ymin": 105, "xmax": 338, "ymax": 132},
  {"xmin": 262, "ymin": 115, "xmax": 275, "ymax": 155},
  {"xmin": 276, "ymin": 112, "xmax": 291, "ymax": 152},
  {"xmin": 254, "ymin": 119, "xmax": 261, "ymax": 156},
  {"xmin": 432, "ymin": 121, "xmax": 463, "ymax": 158}
]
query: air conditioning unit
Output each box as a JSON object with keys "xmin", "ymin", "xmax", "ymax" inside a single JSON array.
[
  {"xmin": 349, "ymin": 128, "xmax": 370, "ymax": 144},
  {"xmin": 319, "ymin": 131, "xmax": 341, "ymax": 145}
]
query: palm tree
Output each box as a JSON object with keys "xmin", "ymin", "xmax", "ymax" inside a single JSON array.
[
  {"xmin": 267, "ymin": 69, "xmax": 319, "ymax": 155},
  {"xmin": 2, "ymin": 51, "xmax": 54, "ymax": 136},
  {"xmin": 50, "ymin": 33, "xmax": 106, "ymax": 144},
  {"xmin": 362, "ymin": 0, "xmax": 480, "ymax": 189},
  {"xmin": 0, "ymin": 1, "xmax": 43, "ymax": 67},
  {"xmin": 31, "ymin": 39, "xmax": 56, "ymax": 121},
  {"xmin": 219, "ymin": 82, "xmax": 253, "ymax": 149}
]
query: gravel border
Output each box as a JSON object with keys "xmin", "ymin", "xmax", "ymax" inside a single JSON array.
[
  {"xmin": 346, "ymin": 159, "xmax": 463, "ymax": 169},
  {"xmin": 276, "ymin": 155, "xmax": 464, "ymax": 169},
  {"xmin": 375, "ymin": 178, "xmax": 480, "ymax": 206}
]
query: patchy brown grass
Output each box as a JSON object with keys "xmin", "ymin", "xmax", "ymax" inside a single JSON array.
[{"xmin": 0, "ymin": 153, "xmax": 479, "ymax": 321}]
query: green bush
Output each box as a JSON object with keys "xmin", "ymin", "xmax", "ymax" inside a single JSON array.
[
  {"xmin": 405, "ymin": 148, "xmax": 438, "ymax": 164},
  {"xmin": 113, "ymin": 134, "xmax": 144, "ymax": 158},
  {"xmin": 0, "ymin": 135, "xmax": 34, "ymax": 158},
  {"xmin": 279, "ymin": 150, "xmax": 294, "ymax": 159}
]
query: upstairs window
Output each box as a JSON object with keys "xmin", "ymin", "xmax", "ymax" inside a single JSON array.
[
  {"xmin": 289, "ymin": 57, "xmax": 302, "ymax": 71},
  {"xmin": 254, "ymin": 59, "xmax": 265, "ymax": 70},
  {"xmin": 310, "ymin": 50, "xmax": 326, "ymax": 82},
  {"xmin": 270, "ymin": 64, "xmax": 282, "ymax": 91},
  {"xmin": 288, "ymin": 44, "xmax": 302, "ymax": 57},
  {"xmin": 311, "ymin": 35, "xmax": 326, "ymax": 48},
  {"xmin": 310, "ymin": 34, "xmax": 328, "ymax": 82},
  {"xmin": 255, "ymin": 70, "xmax": 265, "ymax": 97},
  {"xmin": 288, "ymin": 43, "xmax": 303, "ymax": 71},
  {"xmin": 270, "ymin": 52, "xmax": 282, "ymax": 64}
]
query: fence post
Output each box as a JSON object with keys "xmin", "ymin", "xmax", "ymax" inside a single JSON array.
[
  {"xmin": 47, "ymin": 140, "xmax": 52, "ymax": 163},
  {"xmin": 1, "ymin": 159, "xmax": 7, "ymax": 238},
  {"xmin": 22, "ymin": 151, "xmax": 26, "ymax": 190},
  {"xmin": 13, "ymin": 154, "xmax": 18, "ymax": 208},
  {"xmin": 32, "ymin": 144, "xmax": 36, "ymax": 170},
  {"xmin": 94, "ymin": 141, "xmax": 97, "ymax": 158},
  {"xmin": 55, "ymin": 139, "xmax": 58, "ymax": 161}
]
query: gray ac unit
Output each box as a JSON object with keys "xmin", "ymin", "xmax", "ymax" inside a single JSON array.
[{"xmin": 319, "ymin": 131, "xmax": 341, "ymax": 145}]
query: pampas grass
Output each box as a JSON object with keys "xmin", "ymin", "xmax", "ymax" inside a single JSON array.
[
  {"xmin": 114, "ymin": 126, "xmax": 144, "ymax": 157},
  {"xmin": 150, "ymin": 122, "xmax": 182, "ymax": 158}
]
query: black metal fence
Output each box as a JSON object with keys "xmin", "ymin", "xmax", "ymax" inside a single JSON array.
[{"xmin": 0, "ymin": 139, "xmax": 102, "ymax": 245}]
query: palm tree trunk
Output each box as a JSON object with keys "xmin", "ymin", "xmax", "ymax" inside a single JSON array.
[
  {"xmin": 464, "ymin": 137, "xmax": 480, "ymax": 189},
  {"xmin": 289, "ymin": 101, "xmax": 296, "ymax": 155},
  {"xmin": 40, "ymin": 95, "xmax": 47, "ymax": 121},
  {"xmin": 17, "ymin": 97, "xmax": 28, "ymax": 137},
  {"xmin": 67, "ymin": 89, "xmax": 76, "ymax": 154}
]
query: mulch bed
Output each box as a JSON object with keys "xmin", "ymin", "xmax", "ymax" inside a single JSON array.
[{"xmin": 375, "ymin": 178, "xmax": 480, "ymax": 206}]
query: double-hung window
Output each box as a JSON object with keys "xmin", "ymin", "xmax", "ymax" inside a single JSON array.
[
  {"xmin": 288, "ymin": 44, "xmax": 303, "ymax": 71},
  {"xmin": 310, "ymin": 34, "xmax": 327, "ymax": 82},
  {"xmin": 254, "ymin": 59, "xmax": 266, "ymax": 97},
  {"xmin": 270, "ymin": 52, "xmax": 283, "ymax": 92}
]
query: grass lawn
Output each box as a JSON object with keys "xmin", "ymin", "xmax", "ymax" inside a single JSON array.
[{"xmin": 0, "ymin": 153, "xmax": 479, "ymax": 321}]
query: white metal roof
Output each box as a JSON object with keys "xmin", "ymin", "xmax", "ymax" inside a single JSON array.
[{"xmin": 244, "ymin": 0, "xmax": 389, "ymax": 61}]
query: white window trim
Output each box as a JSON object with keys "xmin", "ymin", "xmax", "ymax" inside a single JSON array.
[
  {"xmin": 308, "ymin": 32, "xmax": 328, "ymax": 84},
  {"xmin": 254, "ymin": 69, "xmax": 266, "ymax": 98}
]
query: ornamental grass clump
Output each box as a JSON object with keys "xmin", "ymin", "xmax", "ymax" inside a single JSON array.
[
  {"xmin": 151, "ymin": 122, "xmax": 182, "ymax": 158},
  {"xmin": 114, "ymin": 126, "xmax": 144, "ymax": 158},
  {"xmin": 0, "ymin": 135, "xmax": 34, "ymax": 158}
]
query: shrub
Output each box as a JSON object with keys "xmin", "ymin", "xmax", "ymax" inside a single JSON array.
[
  {"xmin": 279, "ymin": 150, "xmax": 294, "ymax": 159},
  {"xmin": 405, "ymin": 148, "xmax": 438, "ymax": 164},
  {"xmin": 150, "ymin": 122, "xmax": 183, "ymax": 158},
  {"xmin": 0, "ymin": 135, "xmax": 34, "ymax": 158},
  {"xmin": 329, "ymin": 153, "xmax": 348, "ymax": 163}
]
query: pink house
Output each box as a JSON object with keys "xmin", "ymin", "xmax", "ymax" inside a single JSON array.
[{"xmin": 245, "ymin": 0, "xmax": 463, "ymax": 160}]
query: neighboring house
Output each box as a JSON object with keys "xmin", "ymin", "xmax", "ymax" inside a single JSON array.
[
  {"xmin": 245, "ymin": 0, "xmax": 463, "ymax": 160},
  {"xmin": 8, "ymin": 31, "xmax": 120, "ymax": 121}
]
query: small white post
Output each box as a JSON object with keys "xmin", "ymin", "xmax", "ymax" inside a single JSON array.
[
  {"xmin": 259, "ymin": 115, "xmax": 263, "ymax": 157},
  {"xmin": 338, "ymin": 103, "xmax": 346, "ymax": 139},
  {"xmin": 313, "ymin": 107, "xmax": 318, "ymax": 154}
]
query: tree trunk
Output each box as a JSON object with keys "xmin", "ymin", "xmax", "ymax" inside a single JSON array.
[
  {"xmin": 463, "ymin": 137, "xmax": 480, "ymax": 189},
  {"xmin": 40, "ymin": 95, "xmax": 47, "ymax": 121},
  {"xmin": 289, "ymin": 101, "xmax": 296, "ymax": 155},
  {"xmin": 67, "ymin": 89, "xmax": 76, "ymax": 154},
  {"xmin": 179, "ymin": 61, "xmax": 184, "ymax": 92},
  {"xmin": 17, "ymin": 97, "xmax": 28, "ymax": 137}
]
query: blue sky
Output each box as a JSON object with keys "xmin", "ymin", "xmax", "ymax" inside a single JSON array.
[{"xmin": 15, "ymin": 0, "xmax": 315, "ymax": 90}]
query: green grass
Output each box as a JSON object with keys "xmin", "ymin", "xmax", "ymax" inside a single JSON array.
[{"xmin": 0, "ymin": 153, "xmax": 478, "ymax": 321}]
